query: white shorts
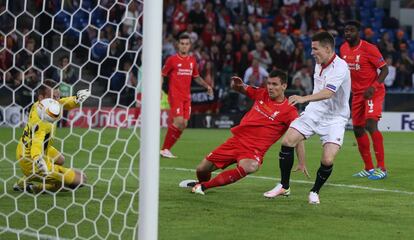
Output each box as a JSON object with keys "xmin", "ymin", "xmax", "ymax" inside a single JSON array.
[{"xmin": 290, "ymin": 113, "xmax": 348, "ymax": 146}]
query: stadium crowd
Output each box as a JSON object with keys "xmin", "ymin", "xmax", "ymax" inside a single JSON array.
[{"xmin": 1, "ymin": 0, "xmax": 414, "ymax": 112}]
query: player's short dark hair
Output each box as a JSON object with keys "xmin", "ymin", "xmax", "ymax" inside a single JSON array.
[
  {"xmin": 345, "ymin": 20, "xmax": 361, "ymax": 30},
  {"xmin": 178, "ymin": 33, "xmax": 191, "ymax": 42},
  {"xmin": 312, "ymin": 31, "xmax": 335, "ymax": 50},
  {"xmin": 37, "ymin": 79, "xmax": 58, "ymax": 97},
  {"xmin": 268, "ymin": 69, "xmax": 288, "ymax": 84}
]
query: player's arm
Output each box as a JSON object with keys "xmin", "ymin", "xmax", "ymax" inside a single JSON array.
[
  {"xmin": 59, "ymin": 89, "xmax": 91, "ymax": 109},
  {"xmin": 230, "ymin": 76, "xmax": 247, "ymax": 95},
  {"xmin": 364, "ymin": 64, "xmax": 388, "ymax": 99},
  {"xmin": 193, "ymin": 76, "xmax": 213, "ymax": 96},
  {"xmin": 30, "ymin": 124, "xmax": 49, "ymax": 174},
  {"xmin": 293, "ymin": 140, "xmax": 310, "ymax": 178},
  {"xmin": 289, "ymin": 88, "xmax": 334, "ymax": 105}
]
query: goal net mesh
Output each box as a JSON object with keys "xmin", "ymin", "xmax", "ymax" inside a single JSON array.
[{"xmin": 0, "ymin": 1, "xmax": 143, "ymax": 239}]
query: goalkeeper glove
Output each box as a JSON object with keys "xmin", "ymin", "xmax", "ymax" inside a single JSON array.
[
  {"xmin": 35, "ymin": 158, "xmax": 49, "ymax": 175},
  {"xmin": 76, "ymin": 89, "xmax": 91, "ymax": 104}
]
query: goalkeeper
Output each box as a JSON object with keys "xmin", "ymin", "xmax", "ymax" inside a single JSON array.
[{"xmin": 14, "ymin": 79, "xmax": 91, "ymax": 193}]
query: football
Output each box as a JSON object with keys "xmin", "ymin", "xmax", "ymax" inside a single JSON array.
[{"xmin": 37, "ymin": 98, "xmax": 62, "ymax": 123}]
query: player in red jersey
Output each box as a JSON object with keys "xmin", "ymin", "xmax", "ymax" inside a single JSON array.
[
  {"xmin": 160, "ymin": 33, "xmax": 213, "ymax": 158},
  {"xmin": 340, "ymin": 20, "xmax": 389, "ymax": 180},
  {"xmin": 179, "ymin": 70, "xmax": 307, "ymax": 195}
]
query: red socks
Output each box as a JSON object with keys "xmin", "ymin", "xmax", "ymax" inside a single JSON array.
[
  {"xmin": 356, "ymin": 134, "xmax": 374, "ymax": 170},
  {"xmin": 370, "ymin": 130, "xmax": 385, "ymax": 170},
  {"xmin": 202, "ymin": 166, "xmax": 247, "ymax": 189},
  {"xmin": 162, "ymin": 125, "xmax": 182, "ymax": 150}
]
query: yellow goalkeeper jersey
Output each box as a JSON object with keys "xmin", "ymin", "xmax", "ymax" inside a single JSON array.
[{"xmin": 19, "ymin": 97, "xmax": 79, "ymax": 160}]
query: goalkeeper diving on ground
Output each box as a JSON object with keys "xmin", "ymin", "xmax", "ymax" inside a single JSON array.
[{"xmin": 13, "ymin": 79, "xmax": 91, "ymax": 194}]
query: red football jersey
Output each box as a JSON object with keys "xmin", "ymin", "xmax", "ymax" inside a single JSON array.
[
  {"xmin": 162, "ymin": 54, "xmax": 200, "ymax": 100},
  {"xmin": 231, "ymin": 87, "xmax": 298, "ymax": 153},
  {"xmin": 340, "ymin": 40, "xmax": 386, "ymax": 94}
]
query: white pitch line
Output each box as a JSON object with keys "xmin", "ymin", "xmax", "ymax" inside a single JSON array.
[
  {"xmin": 0, "ymin": 226, "xmax": 70, "ymax": 240},
  {"xmin": 1, "ymin": 166, "xmax": 413, "ymax": 195},
  {"xmin": 161, "ymin": 166, "xmax": 414, "ymax": 195}
]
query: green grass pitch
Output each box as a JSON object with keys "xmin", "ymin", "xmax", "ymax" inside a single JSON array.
[{"xmin": 0, "ymin": 128, "xmax": 413, "ymax": 239}]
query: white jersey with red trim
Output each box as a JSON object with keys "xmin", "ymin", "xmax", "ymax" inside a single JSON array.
[{"xmin": 304, "ymin": 55, "xmax": 351, "ymax": 120}]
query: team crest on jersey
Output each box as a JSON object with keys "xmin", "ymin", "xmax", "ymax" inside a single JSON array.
[{"xmin": 271, "ymin": 111, "xmax": 280, "ymax": 119}]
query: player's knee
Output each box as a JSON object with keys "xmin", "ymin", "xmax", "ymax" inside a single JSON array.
[
  {"xmin": 321, "ymin": 157, "xmax": 334, "ymax": 166},
  {"xmin": 241, "ymin": 161, "xmax": 259, "ymax": 174},
  {"xmin": 281, "ymin": 138, "xmax": 296, "ymax": 147},
  {"xmin": 196, "ymin": 163, "xmax": 208, "ymax": 174},
  {"xmin": 365, "ymin": 119, "xmax": 378, "ymax": 133},
  {"xmin": 68, "ymin": 171, "xmax": 87, "ymax": 189},
  {"xmin": 55, "ymin": 154, "xmax": 65, "ymax": 165},
  {"xmin": 176, "ymin": 122, "xmax": 186, "ymax": 131},
  {"xmin": 353, "ymin": 126, "xmax": 365, "ymax": 137}
]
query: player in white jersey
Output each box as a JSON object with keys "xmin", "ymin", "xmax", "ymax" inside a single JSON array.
[{"xmin": 263, "ymin": 31, "xmax": 351, "ymax": 204}]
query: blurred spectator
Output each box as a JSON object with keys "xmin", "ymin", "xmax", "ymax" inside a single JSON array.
[
  {"xmin": 241, "ymin": 32, "xmax": 255, "ymax": 51},
  {"xmin": 383, "ymin": 56, "xmax": 396, "ymax": 89},
  {"xmin": 219, "ymin": 42, "xmax": 235, "ymax": 89},
  {"xmin": 243, "ymin": 58, "xmax": 268, "ymax": 87},
  {"xmin": 273, "ymin": 6, "xmax": 295, "ymax": 33},
  {"xmin": 201, "ymin": 61, "xmax": 217, "ymax": 89},
  {"xmin": 270, "ymin": 40, "xmax": 289, "ymax": 72},
  {"xmin": 364, "ymin": 28, "xmax": 375, "ymax": 44},
  {"xmin": 172, "ymin": 0, "xmax": 188, "ymax": 33},
  {"xmin": 324, "ymin": 12, "xmax": 338, "ymax": 35},
  {"xmin": 234, "ymin": 44, "xmax": 253, "ymax": 77},
  {"xmin": 120, "ymin": 61, "xmax": 138, "ymax": 106},
  {"xmin": 225, "ymin": 0, "xmax": 244, "ymax": 17},
  {"xmin": 123, "ymin": 1, "xmax": 142, "ymax": 35},
  {"xmin": 162, "ymin": 34, "xmax": 176, "ymax": 59},
  {"xmin": 395, "ymin": 63, "xmax": 412, "ymax": 90},
  {"xmin": 109, "ymin": 39, "xmax": 126, "ymax": 58},
  {"xmin": 201, "ymin": 22, "xmax": 215, "ymax": 47},
  {"xmin": 263, "ymin": 26, "xmax": 277, "ymax": 51},
  {"xmin": 277, "ymin": 29, "xmax": 295, "ymax": 56},
  {"xmin": 0, "ymin": 49, "xmax": 12, "ymax": 71},
  {"xmin": 293, "ymin": 5, "xmax": 309, "ymax": 34},
  {"xmin": 204, "ymin": 2, "xmax": 216, "ymax": 28},
  {"xmin": 378, "ymin": 31, "xmax": 396, "ymax": 59},
  {"xmin": 394, "ymin": 30, "xmax": 408, "ymax": 52},
  {"xmin": 184, "ymin": 23, "xmax": 198, "ymax": 43},
  {"xmin": 247, "ymin": 15, "xmax": 262, "ymax": 34},
  {"xmin": 290, "ymin": 41, "xmax": 306, "ymax": 73},
  {"xmin": 217, "ymin": 7, "xmax": 232, "ymax": 33},
  {"xmin": 188, "ymin": 1, "xmax": 206, "ymax": 35},
  {"xmin": 246, "ymin": 0, "xmax": 264, "ymax": 17},
  {"xmin": 53, "ymin": 56, "xmax": 78, "ymax": 87},
  {"xmin": 209, "ymin": 44, "xmax": 221, "ymax": 72},
  {"xmin": 292, "ymin": 66, "xmax": 312, "ymax": 94},
  {"xmin": 250, "ymin": 41, "xmax": 272, "ymax": 70}
]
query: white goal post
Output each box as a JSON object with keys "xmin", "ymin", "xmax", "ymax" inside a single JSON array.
[{"xmin": 138, "ymin": 0, "xmax": 163, "ymax": 240}]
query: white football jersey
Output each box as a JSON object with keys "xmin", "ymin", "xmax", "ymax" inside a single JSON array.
[{"xmin": 304, "ymin": 55, "xmax": 351, "ymax": 120}]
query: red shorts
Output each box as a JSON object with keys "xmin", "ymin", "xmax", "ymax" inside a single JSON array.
[
  {"xmin": 168, "ymin": 97, "xmax": 191, "ymax": 120},
  {"xmin": 206, "ymin": 136, "xmax": 264, "ymax": 169},
  {"xmin": 351, "ymin": 88, "xmax": 385, "ymax": 126}
]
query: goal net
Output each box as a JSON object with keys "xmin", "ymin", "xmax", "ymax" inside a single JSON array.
[{"xmin": 0, "ymin": 1, "xmax": 147, "ymax": 239}]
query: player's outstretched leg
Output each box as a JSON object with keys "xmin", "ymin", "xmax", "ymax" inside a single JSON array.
[{"xmin": 192, "ymin": 159, "xmax": 257, "ymax": 195}]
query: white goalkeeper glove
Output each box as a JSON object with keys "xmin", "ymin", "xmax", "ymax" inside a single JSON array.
[
  {"xmin": 35, "ymin": 158, "xmax": 49, "ymax": 175},
  {"xmin": 76, "ymin": 89, "xmax": 91, "ymax": 104}
]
